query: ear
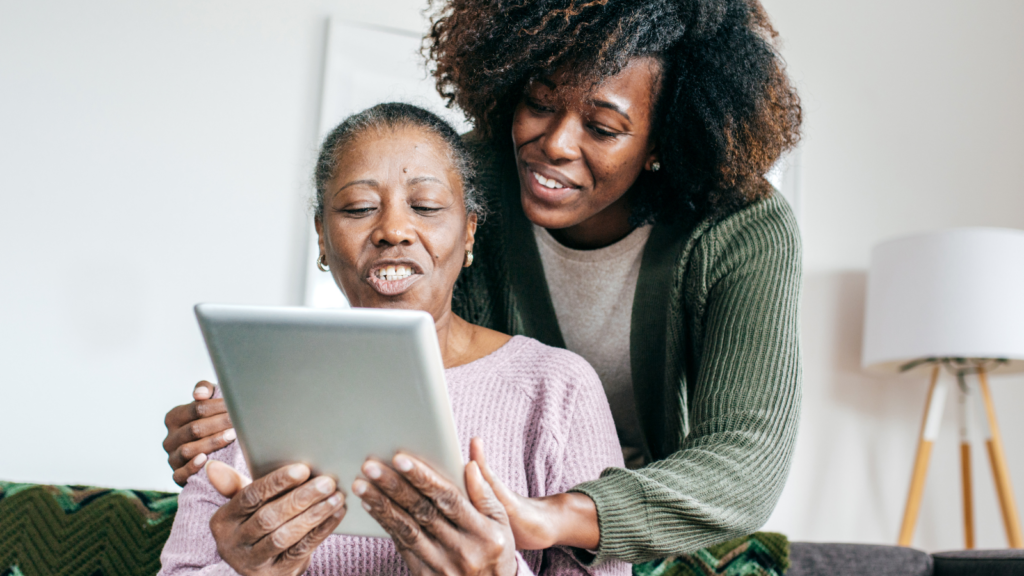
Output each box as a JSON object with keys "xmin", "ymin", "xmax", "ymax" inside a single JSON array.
[
  {"xmin": 314, "ymin": 216, "xmax": 326, "ymax": 261},
  {"xmin": 643, "ymin": 149, "xmax": 659, "ymax": 171},
  {"xmin": 464, "ymin": 212, "xmax": 478, "ymax": 253}
]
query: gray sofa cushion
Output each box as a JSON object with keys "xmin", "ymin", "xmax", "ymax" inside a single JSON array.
[
  {"xmin": 932, "ymin": 549, "xmax": 1024, "ymax": 576},
  {"xmin": 789, "ymin": 542, "xmax": 933, "ymax": 576}
]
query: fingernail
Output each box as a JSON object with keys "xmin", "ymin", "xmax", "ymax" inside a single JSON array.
[
  {"xmin": 352, "ymin": 479, "xmax": 367, "ymax": 496},
  {"xmin": 328, "ymin": 494, "xmax": 342, "ymax": 506},
  {"xmin": 193, "ymin": 453, "xmax": 207, "ymax": 467},
  {"xmin": 288, "ymin": 464, "xmax": 308, "ymax": 480},
  {"xmin": 194, "ymin": 385, "xmax": 212, "ymax": 399},
  {"xmin": 334, "ymin": 508, "xmax": 346, "ymax": 518},
  {"xmin": 315, "ymin": 476, "xmax": 334, "ymax": 494},
  {"xmin": 363, "ymin": 462, "xmax": 382, "ymax": 480},
  {"xmin": 362, "ymin": 501, "xmax": 372, "ymax": 512},
  {"xmin": 394, "ymin": 455, "xmax": 413, "ymax": 472},
  {"xmin": 222, "ymin": 428, "xmax": 236, "ymax": 442}
]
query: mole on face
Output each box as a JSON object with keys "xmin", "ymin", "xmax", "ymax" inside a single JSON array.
[{"xmin": 403, "ymin": 167, "xmax": 408, "ymax": 173}]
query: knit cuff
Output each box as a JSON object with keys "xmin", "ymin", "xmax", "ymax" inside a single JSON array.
[
  {"xmin": 205, "ymin": 561, "xmax": 243, "ymax": 576},
  {"xmin": 568, "ymin": 468, "xmax": 649, "ymax": 566},
  {"xmin": 514, "ymin": 551, "xmax": 536, "ymax": 576}
]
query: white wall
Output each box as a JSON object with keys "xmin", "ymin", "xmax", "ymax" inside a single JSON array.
[
  {"xmin": 2, "ymin": 0, "xmax": 1023, "ymax": 555},
  {"xmin": 0, "ymin": 0, "xmax": 426, "ymax": 491},
  {"xmin": 759, "ymin": 0, "xmax": 1024, "ymax": 552}
]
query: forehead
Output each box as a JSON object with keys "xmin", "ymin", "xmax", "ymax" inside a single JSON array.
[
  {"xmin": 534, "ymin": 57, "xmax": 661, "ymax": 117},
  {"xmin": 334, "ymin": 125, "xmax": 457, "ymax": 182}
]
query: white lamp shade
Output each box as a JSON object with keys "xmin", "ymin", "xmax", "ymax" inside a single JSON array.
[{"xmin": 862, "ymin": 227, "xmax": 1024, "ymax": 375}]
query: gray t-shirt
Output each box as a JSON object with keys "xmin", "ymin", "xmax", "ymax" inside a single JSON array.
[{"xmin": 533, "ymin": 224, "xmax": 652, "ymax": 469}]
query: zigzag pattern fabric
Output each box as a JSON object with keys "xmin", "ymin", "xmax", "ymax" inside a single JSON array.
[
  {"xmin": 0, "ymin": 481, "xmax": 787, "ymax": 576},
  {"xmin": 0, "ymin": 482, "xmax": 177, "ymax": 576},
  {"xmin": 632, "ymin": 532, "xmax": 790, "ymax": 576}
]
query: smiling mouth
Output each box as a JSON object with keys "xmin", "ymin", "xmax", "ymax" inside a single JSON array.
[
  {"xmin": 374, "ymin": 265, "xmax": 414, "ymax": 281},
  {"xmin": 366, "ymin": 264, "xmax": 423, "ymax": 296},
  {"xmin": 531, "ymin": 170, "xmax": 574, "ymax": 190}
]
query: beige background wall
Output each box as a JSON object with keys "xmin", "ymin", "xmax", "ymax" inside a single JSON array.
[
  {"xmin": 760, "ymin": 0, "xmax": 1024, "ymax": 551},
  {"xmin": 1, "ymin": 0, "xmax": 1021, "ymax": 553}
]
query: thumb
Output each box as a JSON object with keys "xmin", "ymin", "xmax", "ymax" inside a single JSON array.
[
  {"xmin": 193, "ymin": 381, "xmax": 217, "ymax": 401},
  {"xmin": 465, "ymin": 461, "xmax": 508, "ymax": 523},
  {"xmin": 206, "ymin": 460, "xmax": 251, "ymax": 497},
  {"xmin": 470, "ymin": 438, "xmax": 518, "ymax": 511}
]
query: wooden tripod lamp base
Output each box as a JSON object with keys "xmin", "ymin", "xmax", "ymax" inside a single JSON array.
[
  {"xmin": 897, "ymin": 363, "xmax": 1023, "ymax": 549},
  {"xmin": 859, "ymin": 228, "xmax": 1024, "ymax": 549}
]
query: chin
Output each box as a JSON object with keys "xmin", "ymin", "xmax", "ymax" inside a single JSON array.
[{"xmin": 520, "ymin": 189, "xmax": 583, "ymax": 230}]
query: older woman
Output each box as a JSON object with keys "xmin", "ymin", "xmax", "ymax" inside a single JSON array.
[
  {"xmin": 165, "ymin": 0, "xmax": 803, "ymax": 568},
  {"xmin": 158, "ymin": 103, "xmax": 628, "ymax": 576}
]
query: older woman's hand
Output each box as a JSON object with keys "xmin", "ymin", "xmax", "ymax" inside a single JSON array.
[
  {"xmin": 207, "ymin": 461, "xmax": 347, "ymax": 576},
  {"xmin": 163, "ymin": 381, "xmax": 236, "ymax": 486},
  {"xmin": 354, "ymin": 452, "xmax": 518, "ymax": 576}
]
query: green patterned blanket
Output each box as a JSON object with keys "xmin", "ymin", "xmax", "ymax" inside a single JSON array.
[
  {"xmin": 632, "ymin": 532, "xmax": 789, "ymax": 576},
  {"xmin": 0, "ymin": 481, "xmax": 787, "ymax": 576},
  {"xmin": 0, "ymin": 482, "xmax": 177, "ymax": 576}
]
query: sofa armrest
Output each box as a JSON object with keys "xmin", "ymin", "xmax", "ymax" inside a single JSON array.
[
  {"xmin": 788, "ymin": 542, "xmax": 933, "ymax": 576},
  {"xmin": 932, "ymin": 549, "xmax": 1024, "ymax": 576}
]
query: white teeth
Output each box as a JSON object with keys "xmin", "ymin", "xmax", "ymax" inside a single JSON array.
[
  {"xmin": 532, "ymin": 171, "xmax": 566, "ymax": 190},
  {"xmin": 375, "ymin": 264, "xmax": 413, "ymax": 281}
]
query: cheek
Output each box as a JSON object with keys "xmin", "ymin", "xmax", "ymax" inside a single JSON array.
[
  {"xmin": 586, "ymin": 143, "xmax": 646, "ymax": 198},
  {"xmin": 326, "ymin": 219, "xmax": 366, "ymax": 268},
  {"xmin": 422, "ymin": 221, "xmax": 466, "ymax": 274},
  {"xmin": 511, "ymin": 106, "xmax": 542, "ymax": 147}
]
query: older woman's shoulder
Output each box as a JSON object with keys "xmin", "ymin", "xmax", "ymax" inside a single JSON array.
[{"xmin": 489, "ymin": 336, "xmax": 606, "ymax": 404}]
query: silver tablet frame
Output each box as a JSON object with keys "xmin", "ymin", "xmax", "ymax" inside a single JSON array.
[{"xmin": 195, "ymin": 304, "xmax": 465, "ymax": 539}]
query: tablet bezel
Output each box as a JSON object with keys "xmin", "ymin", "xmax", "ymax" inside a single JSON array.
[{"xmin": 195, "ymin": 304, "xmax": 466, "ymax": 539}]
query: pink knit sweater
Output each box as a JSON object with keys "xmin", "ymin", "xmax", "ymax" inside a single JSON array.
[{"xmin": 159, "ymin": 336, "xmax": 629, "ymax": 576}]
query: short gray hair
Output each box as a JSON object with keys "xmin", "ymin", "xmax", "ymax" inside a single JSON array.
[{"xmin": 313, "ymin": 102, "xmax": 485, "ymax": 220}]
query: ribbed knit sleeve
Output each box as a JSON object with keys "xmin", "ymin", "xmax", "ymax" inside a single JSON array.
[
  {"xmin": 570, "ymin": 195, "xmax": 802, "ymax": 563},
  {"xmin": 158, "ymin": 449, "xmax": 240, "ymax": 575}
]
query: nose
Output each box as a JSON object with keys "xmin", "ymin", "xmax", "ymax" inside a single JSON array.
[
  {"xmin": 370, "ymin": 202, "xmax": 416, "ymax": 247},
  {"xmin": 540, "ymin": 112, "xmax": 582, "ymax": 164}
]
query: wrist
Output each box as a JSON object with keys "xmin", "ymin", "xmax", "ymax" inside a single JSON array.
[{"xmin": 548, "ymin": 492, "xmax": 599, "ymax": 550}]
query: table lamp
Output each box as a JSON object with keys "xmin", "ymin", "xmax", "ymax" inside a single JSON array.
[{"xmin": 862, "ymin": 227, "xmax": 1024, "ymax": 549}]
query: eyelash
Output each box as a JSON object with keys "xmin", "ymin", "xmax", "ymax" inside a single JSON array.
[
  {"xmin": 525, "ymin": 97, "xmax": 554, "ymax": 114},
  {"xmin": 526, "ymin": 98, "xmax": 621, "ymax": 139},
  {"xmin": 590, "ymin": 126, "xmax": 619, "ymax": 139},
  {"xmin": 341, "ymin": 206, "xmax": 442, "ymax": 216}
]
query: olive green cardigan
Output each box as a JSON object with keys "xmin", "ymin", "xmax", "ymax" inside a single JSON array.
[{"xmin": 453, "ymin": 137, "xmax": 803, "ymax": 565}]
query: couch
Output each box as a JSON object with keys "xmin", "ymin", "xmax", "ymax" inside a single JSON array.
[{"xmin": 1, "ymin": 482, "xmax": 1021, "ymax": 576}]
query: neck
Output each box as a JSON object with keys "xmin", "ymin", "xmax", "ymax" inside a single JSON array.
[
  {"xmin": 547, "ymin": 193, "xmax": 634, "ymax": 250},
  {"xmin": 433, "ymin": 307, "xmax": 475, "ymax": 369}
]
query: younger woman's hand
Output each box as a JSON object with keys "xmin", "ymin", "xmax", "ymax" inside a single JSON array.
[
  {"xmin": 354, "ymin": 452, "xmax": 518, "ymax": 576},
  {"xmin": 469, "ymin": 438, "xmax": 600, "ymax": 551},
  {"xmin": 208, "ymin": 461, "xmax": 347, "ymax": 576},
  {"xmin": 163, "ymin": 381, "xmax": 236, "ymax": 486}
]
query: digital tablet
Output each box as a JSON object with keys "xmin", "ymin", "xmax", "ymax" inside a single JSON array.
[{"xmin": 194, "ymin": 304, "xmax": 465, "ymax": 539}]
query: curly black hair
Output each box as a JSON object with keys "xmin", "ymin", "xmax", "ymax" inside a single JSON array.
[
  {"xmin": 425, "ymin": 0, "xmax": 801, "ymax": 221},
  {"xmin": 314, "ymin": 102, "xmax": 485, "ymax": 221}
]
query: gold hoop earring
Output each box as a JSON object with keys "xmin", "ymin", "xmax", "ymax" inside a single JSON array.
[
  {"xmin": 463, "ymin": 250, "xmax": 474, "ymax": 268},
  {"xmin": 316, "ymin": 254, "xmax": 329, "ymax": 272}
]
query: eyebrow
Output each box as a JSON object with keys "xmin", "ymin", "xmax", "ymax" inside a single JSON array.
[
  {"xmin": 337, "ymin": 179, "xmax": 378, "ymax": 192},
  {"xmin": 592, "ymin": 99, "xmax": 632, "ymax": 123},
  {"xmin": 408, "ymin": 175, "xmax": 444, "ymax": 186},
  {"xmin": 534, "ymin": 77, "xmax": 633, "ymax": 124},
  {"xmin": 336, "ymin": 176, "xmax": 449, "ymax": 193}
]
